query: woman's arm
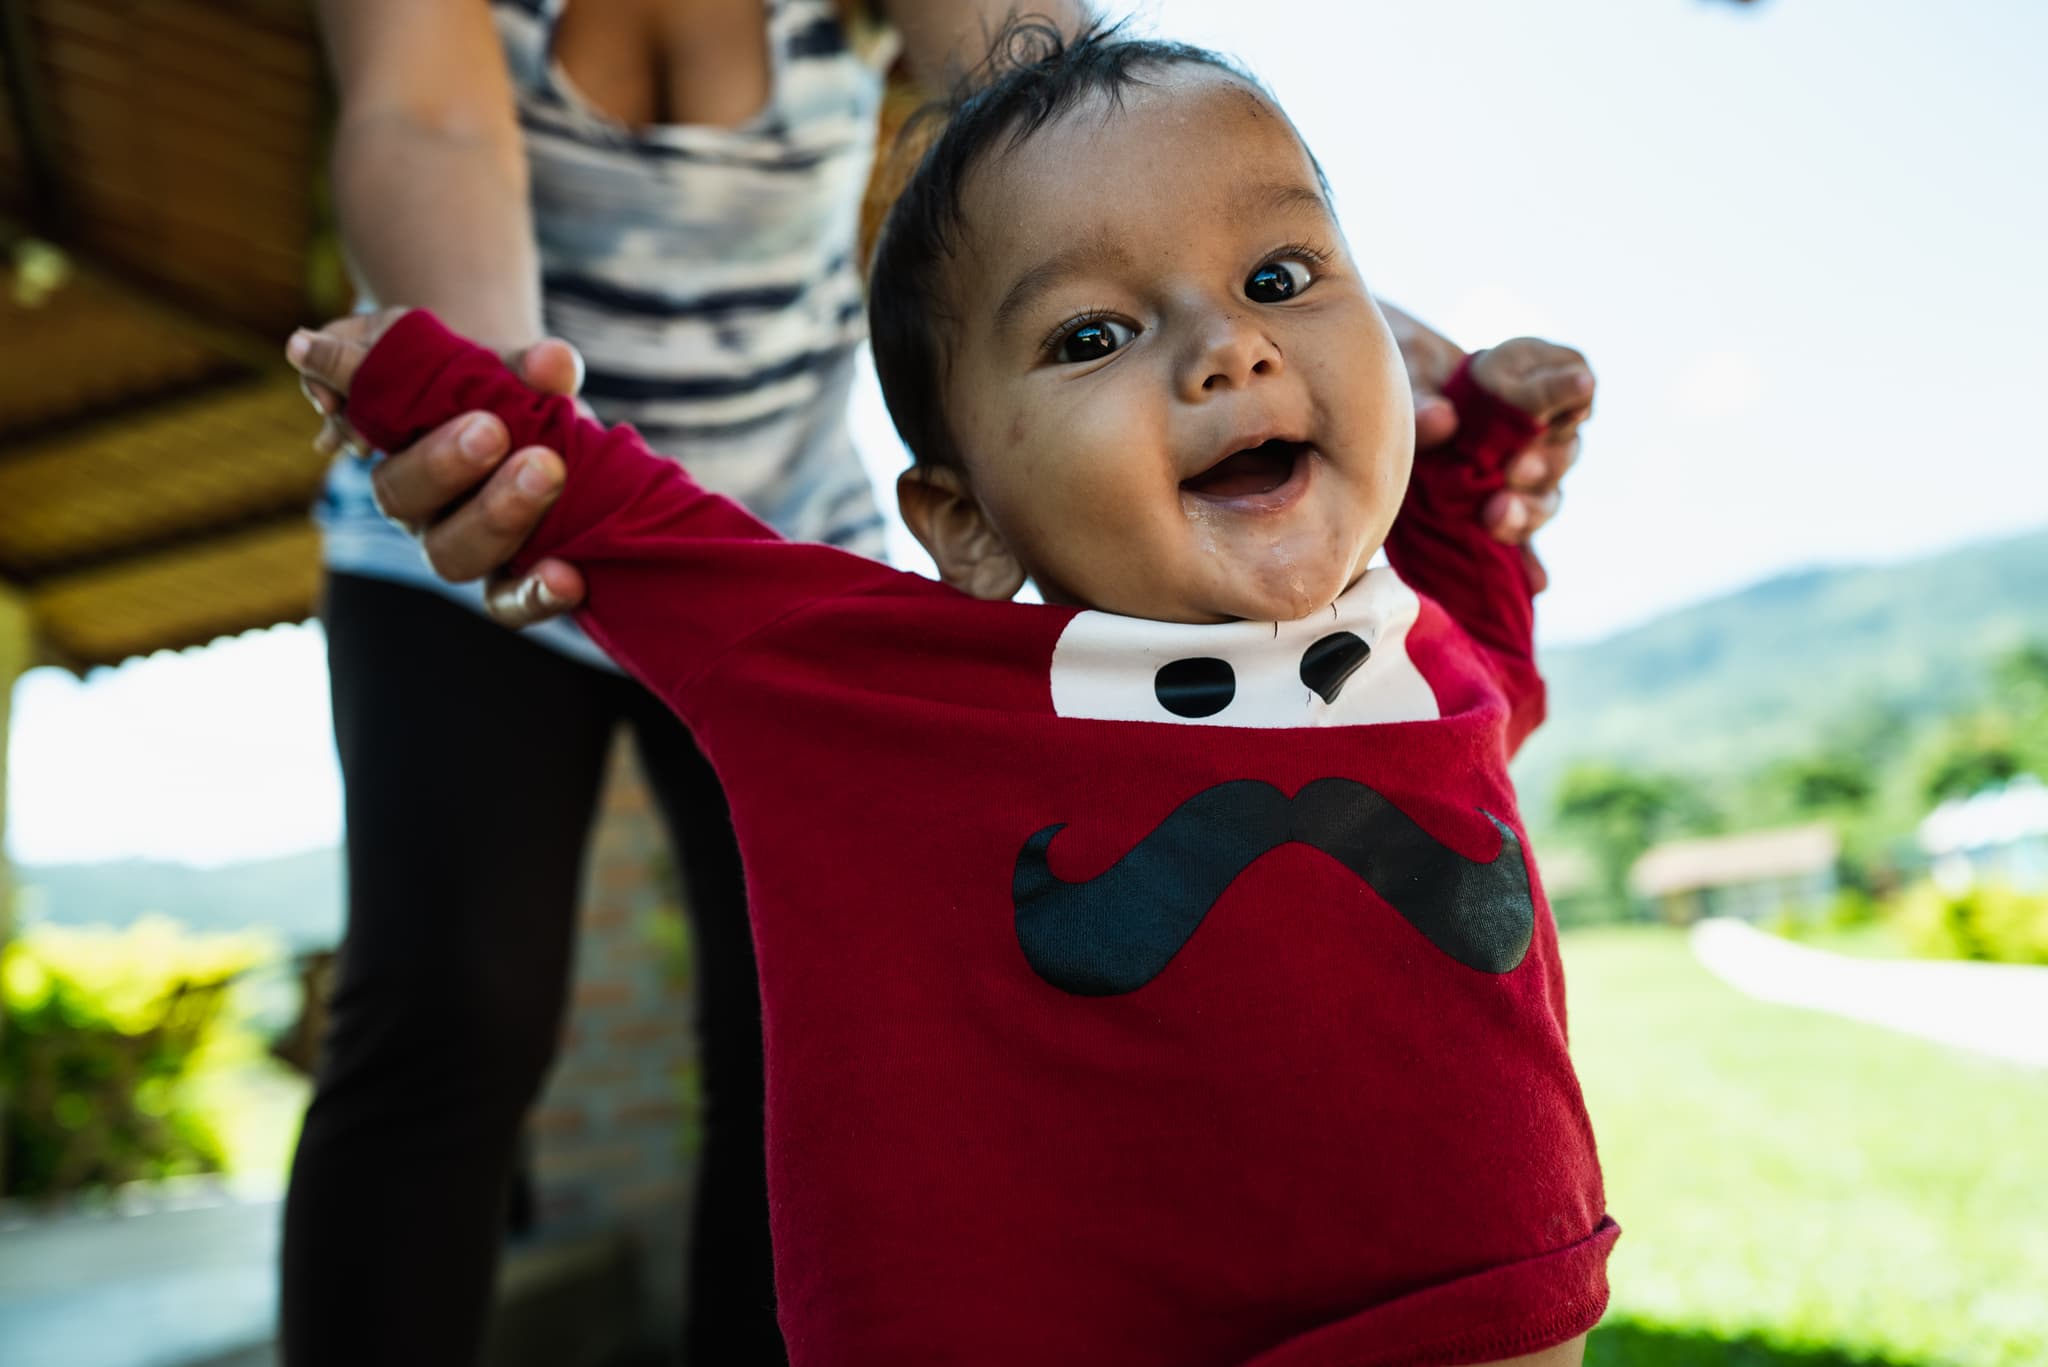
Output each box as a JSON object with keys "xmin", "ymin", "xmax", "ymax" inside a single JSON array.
[{"xmin": 315, "ymin": 0, "xmax": 542, "ymax": 351}]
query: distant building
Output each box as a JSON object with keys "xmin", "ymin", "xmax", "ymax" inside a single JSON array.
[
  {"xmin": 1919, "ymin": 775, "xmax": 2048, "ymax": 892},
  {"xmin": 1629, "ymin": 823, "xmax": 1840, "ymax": 924}
]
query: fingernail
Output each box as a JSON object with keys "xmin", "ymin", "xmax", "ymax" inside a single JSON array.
[
  {"xmin": 1501, "ymin": 500, "xmax": 1529, "ymax": 533},
  {"xmin": 286, "ymin": 331, "xmax": 310, "ymax": 364},
  {"xmin": 459, "ymin": 415, "xmax": 501, "ymax": 461},
  {"xmin": 533, "ymin": 579, "xmax": 566, "ymax": 611},
  {"xmin": 1511, "ymin": 455, "xmax": 1547, "ymax": 484},
  {"xmin": 515, "ymin": 457, "xmax": 556, "ymax": 496}
]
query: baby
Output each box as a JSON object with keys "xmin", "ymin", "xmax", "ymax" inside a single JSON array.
[{"xmin": 303, "ymin": 23, "xmax": 1611, "ymax": 1367}]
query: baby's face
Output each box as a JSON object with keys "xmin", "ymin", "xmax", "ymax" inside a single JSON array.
[{"xmin": 939, "ymin": 65, "xmax": 1413, "ymax": 624}]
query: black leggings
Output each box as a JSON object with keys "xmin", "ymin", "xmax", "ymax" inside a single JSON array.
[{"xmin": 282, "ymin": 572, "xmax": 782, "ymax": 1365}]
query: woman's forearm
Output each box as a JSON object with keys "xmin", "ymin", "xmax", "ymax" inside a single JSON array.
[{"xmin": 330, "ymin": 112, "xmax": 544, "ymax": 353}]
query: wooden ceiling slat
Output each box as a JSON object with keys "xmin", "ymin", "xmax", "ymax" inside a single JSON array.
[
  {"xmin": 76, "ymin": 217, "xmax": 307, "ymax": 300},
  {"xmin": 46, "ymin": 67, "xmax": 317, "ymax": 155},
  {"xmin": 42, "ymin": 0, "xmax": 315, "ymax": 82},
  {"xmin": 29, "ymin": 517, "xmax": 322, "ymax": 671},
  {"xmin": 59, "ymin": 150, "xmax": 312, "ymax": 235},
  {"xmin": 62, "ymin": 184, "xmax": 307, "ymax": 264},
  {"xmin": 139, "ymin": 3, "xmax": 318, "ymax": 77},
  {"xmin": 0, "ymin": 303, "xmax": 231, "ymax": 437},
  {"xmin": 0, "ymin": 376, "xmax": 327, "ymax": 577}
]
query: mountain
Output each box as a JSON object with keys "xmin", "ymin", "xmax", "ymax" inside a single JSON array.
[
  {"xmin": 1513, "ymin": 526, "xmax": 2048, "ymax": 825},
  {"xmin": 11, "ymin": 847, "xmax": 344, "ymax": 949}
]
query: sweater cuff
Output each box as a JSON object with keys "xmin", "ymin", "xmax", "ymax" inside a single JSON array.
[
  {"xmin": 1440, "ymin": 352, "xmax": 1546, "ymax": 475},
  {"xmin": 345, "ymin": 309, "xmax": 484, "ymax": 456}
]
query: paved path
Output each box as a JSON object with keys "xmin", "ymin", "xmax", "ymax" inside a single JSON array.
[
  {"xmin": 0, "ymin": 1187, "xmax": 279, "ymax": 1367},
  {"xmin": 1689, "ymin": 918, "xmax": 2048, "ymax": 1068}
]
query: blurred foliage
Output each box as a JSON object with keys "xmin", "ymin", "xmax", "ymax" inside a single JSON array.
[
  {"xmin": 1553, "ymin": 763, "xmax": 1716, "ymax": 916},
  {"xmin": 1543, "ymin": 640, "xmax": 2048, "ymax": 924},
  {"xmin": 1920, "ymin": 643, "xmax": 2048, "ymax": 806},
  {"xmin": 1919, "ymin": 712, "xmax": 2027, "ymax": 806},
  {"xmin": 1, "ymin": 914, "xmax": 276, "ymax": 1198},
  {"xmin": 1893, "ymin": 881, "xmax": 2048, "ymax": 967}
]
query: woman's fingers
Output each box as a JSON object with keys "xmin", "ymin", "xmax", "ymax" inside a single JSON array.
[
  {"xmin": 285, "ymin": 326, "xmax": 373, "ymax": 395},
  {"xmin": 414, "ymin": 446, "xmax": 566, "ymax": 582},
  {"xmin": 484, "ymin": 557, "xmax": 588, "ymax": 628},
  {"xmin": 1484, "ymin": 473, "xmax": 1565, "ymax": 545},
  {"xmin": 367, "ymin": 412, "xmax": 511, "ymax": 533},
  {"xmin": 514, "ymin": 337, "xmax": 586, "ymax": 398}
]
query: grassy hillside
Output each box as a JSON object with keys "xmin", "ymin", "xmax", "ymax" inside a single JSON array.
[
  {"xmin": 13, "ymin": 847, "xmax": 343, "ymax": 949},
  {"xmin": 1515, "ymin": 527, "xmax": 2048, "ymax": 825}
]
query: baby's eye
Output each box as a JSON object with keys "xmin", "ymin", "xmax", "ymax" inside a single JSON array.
[
  {"xmin": 1055, "ymin": 317, "xmax": 1136, "ymax": 364},
  {"xmin": 1245, "ymin": 257, "xmax": 1313, "ymax": 303}
]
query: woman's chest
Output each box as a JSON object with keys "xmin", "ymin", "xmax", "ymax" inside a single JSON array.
[{"xmin": 551, "ymin": 0, "xmax": 778, "ymax": 130}]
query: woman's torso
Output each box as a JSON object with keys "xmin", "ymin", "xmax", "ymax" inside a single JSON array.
[{"xmin": 320, "ymin": 0, "xmax": 889, "ymax": 661}]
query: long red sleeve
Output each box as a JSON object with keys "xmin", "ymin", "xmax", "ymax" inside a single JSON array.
[
  {"xmin": 1384, "ymin": 355, "xmax": 1547, "ymax": 755},
  {"xmin": 346, "ymin": 310, "xmax": 898, "ymax": 703}
]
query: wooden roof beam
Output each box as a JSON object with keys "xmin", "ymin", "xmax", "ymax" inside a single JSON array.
[
  {"xmin": 0, "ymin": 0, "xmax": 68, "ymax": 236},
  {"xmin": 1, "ymin": 214, "xmax": 298, "ymax": 372}
]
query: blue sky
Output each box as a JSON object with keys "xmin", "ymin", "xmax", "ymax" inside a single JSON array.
[{"xmin": 9, "ymin": 0, "xmax": 2045, "ymax": 868}]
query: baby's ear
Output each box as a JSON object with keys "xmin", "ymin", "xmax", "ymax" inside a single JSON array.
[{"xmin": 897, "ymin": 465, "xmax": 1027, "ymax": 602}]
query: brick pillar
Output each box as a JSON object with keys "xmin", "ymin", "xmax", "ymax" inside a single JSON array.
[{"xmin": 529, "ymin": 730, "xmax": 699, "ymax": 1342}]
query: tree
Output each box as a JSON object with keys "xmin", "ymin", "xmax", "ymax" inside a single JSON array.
[
  {"xmin": 1920, "ymin": 714, "xmax": 2024, "ymax": 806},
  {"xmin": 1911, "ymin": 644, "xmax": 2048, "ymax": 807},
  {"xmin": 1553, "ymin": 763, "xmax": 1711, "ymax": 917}
]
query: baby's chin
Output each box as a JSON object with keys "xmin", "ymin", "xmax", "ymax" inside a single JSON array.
[
  {"xmin": 1207, "ymin": 539, "xmax": 1380, "ymax": 623},
  {"xmin": 1040, "ymin": 535, "xmax": 1378, "ymax": 624},
  {"xmin": 1151, "ymin": 557, "xmax": 1371, "ymax": 626}
]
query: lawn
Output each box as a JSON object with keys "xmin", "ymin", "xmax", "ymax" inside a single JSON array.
[{"xmin": 1564, "ymin": 927, "xmax": 2048, "ymax": 1367}]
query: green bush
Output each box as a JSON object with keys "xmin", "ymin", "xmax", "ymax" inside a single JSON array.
[
  {"xmin": 1, "ymin": 915, "xmax": 274, "ymax": 1198},
  {"xmin": 1892, "ymin": 881, "xmax": 2048, "ymax": 966}
]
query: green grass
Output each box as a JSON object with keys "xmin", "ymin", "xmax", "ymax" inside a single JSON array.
[{"xmin": 1564, "ymin": 928, "xmax": 2048, "ymax": 1367}]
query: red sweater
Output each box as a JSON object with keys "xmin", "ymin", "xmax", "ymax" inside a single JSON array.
[{"xmin": 350, "ymin": 312, "xmax": 1616, "ymax": 1367}]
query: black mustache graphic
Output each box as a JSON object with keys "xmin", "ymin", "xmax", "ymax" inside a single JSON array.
[{"xmin": 1013, "ymin": 778, "xmax": 1534, "ymax": 996}]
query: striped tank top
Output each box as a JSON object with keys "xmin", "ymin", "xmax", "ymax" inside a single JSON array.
[{"xmin": 320, "ymin": 0, "xmax": 889, "ymax": 670}]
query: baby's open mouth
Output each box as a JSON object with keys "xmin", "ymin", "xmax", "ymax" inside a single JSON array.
[{"xmin": 1181, "ymin": 438, "xmax": 1312, "ymax": 500}]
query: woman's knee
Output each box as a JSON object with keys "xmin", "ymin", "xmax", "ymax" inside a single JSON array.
[{"xmin": 317, "ymin": 950, "xmax": 569, "ymax": 1116}]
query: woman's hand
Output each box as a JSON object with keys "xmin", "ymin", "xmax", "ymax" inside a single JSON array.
[
  {"xmin": 287, "ymin": 315, "xmax": 591, "ymax": 626},
  {"xmin": 1383, "ymin": 302, "xmax": 1592, "ymax": 592}
]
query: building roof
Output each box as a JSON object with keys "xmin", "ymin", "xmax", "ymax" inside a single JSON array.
[
  {"xmin": 1, "ymin": 0, "xmax": 337, "ymax": 673},
  {"xmin": 1629, "ymin": 823, "xmax": 1840, "ymax": 899}
]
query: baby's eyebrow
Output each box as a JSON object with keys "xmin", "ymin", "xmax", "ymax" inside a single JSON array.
[
  {"xmin": 1252, "ymin": 180, "xmax": 1334, "ymax": 217},
  {"xmin": 992, "ymin": 232, "xmax": 1136, "ymax": 336}
]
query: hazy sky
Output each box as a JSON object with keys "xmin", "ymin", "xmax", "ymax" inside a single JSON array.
[{"xmin": 9, "ymin": 0, "xmax": 2045, "ymax": 867}]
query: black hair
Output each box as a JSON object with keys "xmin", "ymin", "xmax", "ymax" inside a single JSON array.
[{"xmin": 868, "ymin": 17, "xmax": 1274, "ymax": 470}]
